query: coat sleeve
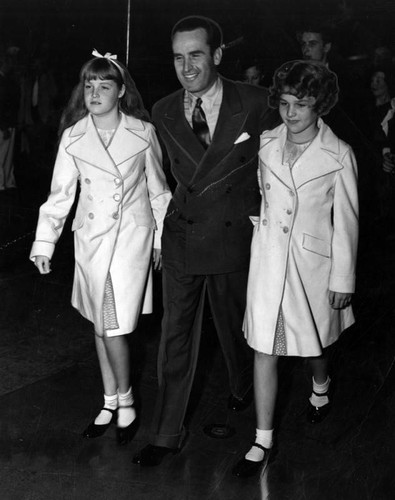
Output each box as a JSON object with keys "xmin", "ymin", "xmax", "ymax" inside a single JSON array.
[
  {"xmin": 30, "ymin": 132, "xmax": 80, "ymax": 261},
  {"xmin": 329, "ymin": 146, "xmax": 359, "ymax": 292},
  {"xmin": 144, "ymin": 123, "xmax": 172, "ymax": 249}
]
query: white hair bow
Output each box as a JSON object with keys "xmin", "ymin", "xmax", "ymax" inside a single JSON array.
[{"xmin": 92, "ymin": 49, "xmax": 118, "ymax": 61}]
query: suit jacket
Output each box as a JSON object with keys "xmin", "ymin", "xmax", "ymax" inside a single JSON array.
[
  {"xmin": 30, "ymin": 113, "xmax": 171, "ymax": 335},
  {"xmin": 244, "ymin": 119, "xmax": 359, "ymax": 355},
  {"xmin": 152, "ymin": 77, "xmax": 277, "ymax": 274}
]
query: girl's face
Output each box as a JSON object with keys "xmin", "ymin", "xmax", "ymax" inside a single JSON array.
[
  {"xmin": 279, "ymin": 93, "xmax": 319, "ymax": 143},
  {"xmin": 84, "ymin": 78, "xmax": 125, "ymax": 119}
]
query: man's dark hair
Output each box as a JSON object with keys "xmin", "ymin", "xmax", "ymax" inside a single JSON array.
[
  {"xmin": 296, "ymin": 22, "xmax": 333, "ymax": 45},
  {"xmin": 171, "ymin": 16, "xmax": 223, "ymax": 55}
]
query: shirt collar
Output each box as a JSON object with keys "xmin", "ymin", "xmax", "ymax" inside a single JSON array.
[{"xmin": 187, "ymin": 77, "xmax": 222, "ymax": 111}]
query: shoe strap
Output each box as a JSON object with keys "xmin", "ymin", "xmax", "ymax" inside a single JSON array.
[
  {"xmin": 312, "ymin": 390, "xmax": 329, "ymax": 397},
  {"xmin": 102, "ymin": 407, "xmax": 117, "ymax": 415},
  {"xmin": 250, "ymin": 442, "xmax": 270, "ymax": 453}
]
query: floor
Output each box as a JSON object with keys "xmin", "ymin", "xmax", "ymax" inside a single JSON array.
[{"xmin": 0, "ymin": 159, "xmax": 395, "ymax": 500}]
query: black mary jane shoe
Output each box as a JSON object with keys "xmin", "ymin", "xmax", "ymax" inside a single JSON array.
[
  {"xmin": 232, "ymin": 443, "xmax": 271, "ymax": 478},
  {"xmin": 116, "ymin": 409, "xmax": 139, "ymax": 446},
  {"xmin": 82, "ymin": 408, "xmax": 116, "ymax": 439},
  {"xmin": 307, "ymin": 401, "xmax": 331, "ymax": 424},
  {"xmin": 132, "ymin": 444, "xmax": 178, "ymax": 466}
]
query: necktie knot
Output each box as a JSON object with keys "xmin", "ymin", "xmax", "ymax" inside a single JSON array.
[{"xmin": 192, "ymin": 97, "xmax": 210, "ymax": 149}]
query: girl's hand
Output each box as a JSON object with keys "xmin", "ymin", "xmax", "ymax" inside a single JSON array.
[
  {"xmin": 153, "ymin": 248, "xmax": 162, "ymax": 271},
  {"xmin": 34, "ymin": 256, "xmax": 51, "ymax": 274},
  {"xmin": 329, "ymin": 291, "xmax": 352, "ymax": 309}
]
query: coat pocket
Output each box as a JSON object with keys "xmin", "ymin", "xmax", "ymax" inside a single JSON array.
[{"xmin": 302, "ymin": 233, "xmax": 331, "ymax": 258}]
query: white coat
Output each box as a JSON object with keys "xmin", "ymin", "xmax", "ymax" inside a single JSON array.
[
  {"xmin": 244, "ymin": 119, "xmax": 359, "ymax": 356},
  {"xmin": 30, "ymin": 113, "xmax": 171, "ymax": 336}
]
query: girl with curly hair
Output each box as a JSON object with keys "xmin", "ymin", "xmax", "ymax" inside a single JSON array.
[{"xmin": 233, "ymin": 60, "xmax": 359, "ymax": 477}]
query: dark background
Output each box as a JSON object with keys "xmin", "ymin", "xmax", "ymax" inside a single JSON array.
[{"xmin": 1, "ymin": 0, "xmax": 395, "ymax": 109}]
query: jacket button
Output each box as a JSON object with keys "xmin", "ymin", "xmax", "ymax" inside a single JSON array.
[
  {"xmin": 88, "ymin": 212, "xmax": 94, "ymax": 219},
  {"xmin": 225, "ymin": 221, "xmax": 232, "ymax": 227},
  {"xmin": 112, "ymin": 212, "xmax": 119, "ymax": 220},
  {"xmin": 113, "ymin": 193, "xmax": 121, "ymax": 202},
  {"xmin": 85, "ymin": 178, "xmax": 91, "ymax": 184},
  {"xmin": 262, "ymin": 219, "xmax": 268, "ymax": 225},
  {"xmin": 283, "ymin": 226, "xmax": 289, "ymax": 233},
  {"xmin": 265, "ymin": 183, "xmax": 271, "ymax": 190}
]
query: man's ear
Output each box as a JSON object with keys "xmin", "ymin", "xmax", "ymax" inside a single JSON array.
[
  {"xmin": 324, "ymin": 42, "xmax": 332, "ymax": 55},
  {"xmin": 213, "ymin": 47, "xmax": 223, "ymax": 66}
]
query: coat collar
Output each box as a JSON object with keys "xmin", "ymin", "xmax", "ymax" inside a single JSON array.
[
  {"xmin": 66, "ymin": 113, "xmax": 149, "ymax": 175},
  {"xmin": 259, "ymin": 118, "xmax": 344, "ymax": 190}
]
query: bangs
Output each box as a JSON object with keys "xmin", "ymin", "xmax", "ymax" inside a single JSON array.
[{"xmin": 81, "ymin": 58, "xmax": 121, "ymax": 83}]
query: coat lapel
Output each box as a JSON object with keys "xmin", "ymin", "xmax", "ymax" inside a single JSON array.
[
  {"xmin": 260, "ymin": 119, "xmax": 344, "ymax": 191},
  {"xmin": 291, "ymin": 119, "xmax": 344, "ymax": 189},
  {"xmin": 66, "ymin": 113, "xmax": 148, "ymax": 175}
]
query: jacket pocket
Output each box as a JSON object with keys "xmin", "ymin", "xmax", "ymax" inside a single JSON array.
[
  {"xmin": 133, "ymin": 213, "xmax": 155, "ymax": 229},
  {"xmin": 302, "ymin": 233, "xmax": 331, "ymax": 258}
]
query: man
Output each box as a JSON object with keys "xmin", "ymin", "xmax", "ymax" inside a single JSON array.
[
  {"xmin": 133, "ymin": 16, "xmax": 276, "ymax": 466},
  {"xmin": 297, "ymin": 25, "xmax": 332, "ymax": 65}
]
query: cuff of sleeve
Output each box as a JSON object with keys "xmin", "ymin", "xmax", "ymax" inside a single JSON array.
[
  {"xmin": 329, "ymin": 275, "xmax": 355, "ymax": 293},
  {"xmin": 30, "ymin": 241, "xmax": 55, "ymax": 262}
]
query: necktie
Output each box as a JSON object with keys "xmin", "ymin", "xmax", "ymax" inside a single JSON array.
[{"xmin": 192, "ymin": 97, "xmax": 210, "ymax": 149}]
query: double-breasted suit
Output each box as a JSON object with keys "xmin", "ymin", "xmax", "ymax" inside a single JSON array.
[
  {"xmin": 244, "ymin": 119, "xmax": 359, "ymax": 356},
  {"xmin": 149, "ymin": 78, "xmax": 277, "ymax": 448},
  {"xmin": 30, "ymin": 113, "xmax": 171, "ymax": 336}
]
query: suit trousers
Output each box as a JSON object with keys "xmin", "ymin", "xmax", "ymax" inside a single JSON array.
[{"xmin": 150, "ymin": 216, "xmax": 253, "ymax": 449}]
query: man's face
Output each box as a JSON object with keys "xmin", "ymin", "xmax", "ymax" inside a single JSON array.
[
  {"xmin": 172, "ymin": 27, "xmax": 222, "ymax": 97},
  {"xmin": 300, "ymin": 32, "xmax": 331, "ymax": 63}
]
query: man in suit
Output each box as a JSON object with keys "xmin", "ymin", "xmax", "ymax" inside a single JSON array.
[{"xmin": 133, "ymin": 15, "xmax": 276, "ymax": 466}]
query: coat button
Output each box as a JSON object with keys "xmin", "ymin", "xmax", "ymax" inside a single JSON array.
[
  {"xmin": 88, "ymin": 195, "xmax": 93, "ymax": 201},
  {"xmin": 262, "ymin": 219, "xmax": 268, "ymax": 225},
  {"xmin": 265, "ymin": 202, "xmax": 269, "ymax": 208},
  {"xmin": 265, "ymin": 183, "xmax": 271, "ymax": 190},
  {"xmin": 286, "ymin": 209, "xmax": 292, "ymax": 215},
  {"xmin": 289, "ymin": 190, "xmax": 294, "ymax": 197},
  {"xmin": 85, "ymin": 178, "xmax": 91, "ymax": 184},
  {"xmin": 88, "ymin": 212, "xmax": 94, "ymax": 219},
  {"xmin": 113, "ymin": 193, "xmax": 121, "ymax": 201},
  {"xmin": 112, "ymin": 212, "xmax": 119, "ymax": 220},
  {"xmin": 283, "ymin": 226, "xmax": 289, "ymax": 233},
  {"xmin": 114, "ymin": 178, "xmax": 122, "ymax": 186}
]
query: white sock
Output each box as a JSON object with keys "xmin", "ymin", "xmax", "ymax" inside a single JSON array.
[
  {"xmin": 117, "ymin": 387, "xmax": 136, "ymax": 428},
  {"xmin": 309, "ymin": 376, "xmax": 331, "ymax": 408},
  {"xmin": 245, "ymin": 428, "xmax": 273, "ymax": 462},
  {"xmin": 94, "ymin": 393, "xmax": 117, "ymax": 425}
]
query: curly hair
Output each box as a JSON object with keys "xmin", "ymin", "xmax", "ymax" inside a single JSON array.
[
  {"xmin": 58, "ymin": 56, "xmax": 150, "ymax": 137},
  {"xmin": 268, "ymin": 60, "xmax": 339, "ymax": 116}
]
